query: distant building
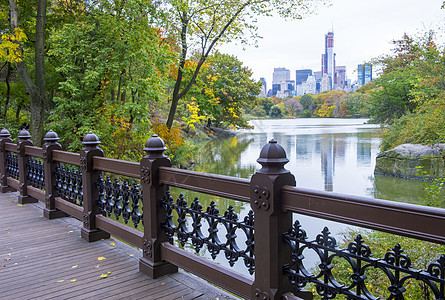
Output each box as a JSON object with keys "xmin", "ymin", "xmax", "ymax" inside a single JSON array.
[
  {"xmin": 321, "ymin": 32, "xmax": 335, "ymax": 90},
  {"xmin": 357, "ymin": 64, "xmax": 372, "ymax": 86},
  {"xmin": 295, "ymin": 69, "xmax": 312, "ymax": 86},
  {"xmin": 321, "ymin": 73, "xmax": 331, "ymax": 93},
  {"xmin": 259, "ymin": 77, "xmax": 267, "ymax": 97},
  {"xmin": 305, "ymin": 75, "xmax": 317, "ymax": 94},
  {"xmin": 272, "ymin": 68, "xmax": 290, "ymax": 96},
  {"xmin": 335, "ymin": 66, "xmax": 347, "ymax": 90}
]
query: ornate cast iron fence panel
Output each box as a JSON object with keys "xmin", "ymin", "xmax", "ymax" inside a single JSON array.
[
  {"xmin": 95, "ymin": 173, "xmax": 143, "ymax": 228},
  {"xmin": 54, "ymin": 164, "xmax": 83, "ymax": 206},
  {"xmin": 27, "ymin": 157, "xmax": 45, "ymax": 190},
  {"xmin": 283, "ymin": 221, "xmax": 445, "ymax": 299},
  {"xmin": 160, "ymin": 190, "xmax": 255, "ymax": 275},
  {"xmin": 6, "ymin": 152, "xmax": 19, "ymax": 180}
]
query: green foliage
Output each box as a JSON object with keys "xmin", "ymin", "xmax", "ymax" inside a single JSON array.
[
  {"xmin": 415, "ymin": 166, "xmax": 445, "ymax": 207},
  {"xmin": 380, "ymin": 96, "xmax": 445, "ymax": 151},
  {"xmin": 300, "ymin": 94, "xmax": 314, "ymax": 112},
  {"xmin": 367, "ymin": 31, "xmax": 445, "ymax": 125},
  {"xmin": 181, "ymin": 51, "xmax": 261, "ymax": 129},
  {"xmin": 269, "ymin": 105, "xmax": 283, "ymax": 118},
  {"xmin": 336, "ymin": 92, "xmax": 370, "ymax": 118},
  {"xmin": 45, "ymin": 0, "xmax": 173, "ymax": 157},
  {"xmin": 259, "ymin": 98, "xmax": 276, "ymax": 115}
]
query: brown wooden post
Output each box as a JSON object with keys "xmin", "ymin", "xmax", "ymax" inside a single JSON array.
[
  {"xmin": 17, "ymin": 129, "xmax": 37, "ymax": 204},
  {"xmin": 42, "ymin": 130, "xmax": 66, "ymax": 219},
  {"xmin": 0, "ymin": 128, "xmax": 14, "ymax": 193},
  {"xmin": 139, "ymin": 134, "xmax": 178, "ymax": 278},
  {"xmin": 250, "ymin": 139, "xmax": 302, "ymax": 300},
  {"xmin": 80, "ymin": 132, "xmax": 110, "ymax": 242}
]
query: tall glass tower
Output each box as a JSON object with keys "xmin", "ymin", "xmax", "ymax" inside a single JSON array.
[{"xmin": 321, "ymin": 32, "xmax": 335, "ymax": 90}]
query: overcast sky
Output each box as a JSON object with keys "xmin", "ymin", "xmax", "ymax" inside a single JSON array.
[{"xmin": 220, "ymin": 0, "xmax": 444, "ymax": 87}]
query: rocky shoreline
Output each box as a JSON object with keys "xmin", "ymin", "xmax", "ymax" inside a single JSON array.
[{"xmin": 375, "ymin": 143, "xmax": 445, "ymax": 180}]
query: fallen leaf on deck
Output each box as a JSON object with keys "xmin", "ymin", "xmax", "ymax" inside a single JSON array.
[
  {"xmin": 10, "ymin": 201, "xmax": 14, "ymax": 203},
  {"xmin": 70, "ymin": 279, "xmax": 76, "ymax": 283},
  {"xmin": 67, "ymin": 231, "xmax": 73, "ymax": 233},
  {"xmin": 71, "ymin": 265, "xmax": 77, "ymax": 268},
  {"xmin": 17, "ymin": 204, "xmax": 22, "ymax": 206},
  {"xmin": 4, "ymin": 229, "xmax": 10, "ymax": 231},
  {"xmin": 110, "ymin": 242, "xmax": 115, "ymax": 246},
  {"xmin": 56, "ymin": 280, "xmax": 64, "ymax": 283},
  {"xmin": 100, "ymin": 273, "xmax": 109, "ymax": 278},
  {"xmin": 129, "ymin": 254, "xmax": 134, "ymax": 257},
  {"xmin": 95, "ymin": 264, "xmax": 100, "ymax": 268},
  {"xmin": 161, "ymin": 282, "xmax": 166, "ymax": 286},
  {"xmin": 0, "ymin": 265, "xmax": 5, "ymax": 268},
  {"xmin": 97, "ymin": 257, "xmax": 106, "ymax": 261}
]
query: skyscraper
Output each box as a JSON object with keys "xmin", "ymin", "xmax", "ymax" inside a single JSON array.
[
  {"xmin": 321, "ymin": 32, "xmax": 335, "ymax": 90},
  {"xmin": 272, "ymin": 67, "xmax": 290, "ymax": 96},
  {"xmin": 259, "ymin": 77, "xmax": 267, "ymax": 97},
  {"xmin": 357, "ymin": 64, "xmax": 372, "ymax": 86},
  {"xmin": 295, "ymin": 69, "xmax": 312, "ymax": 86}
]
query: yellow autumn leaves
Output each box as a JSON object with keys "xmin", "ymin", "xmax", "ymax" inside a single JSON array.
[{"xmin": 0, "ymin": 28, "xmax": 27, "ymax": 63}]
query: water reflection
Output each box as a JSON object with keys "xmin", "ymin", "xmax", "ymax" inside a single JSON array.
[{"xmin": 186, "ymin": 118, "xmax": 431, "ymax": 276}]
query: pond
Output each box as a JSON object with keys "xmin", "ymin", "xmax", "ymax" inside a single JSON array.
[{"xmin": 176, "ymin": 118, "xmax": 428, "ymax": 276}]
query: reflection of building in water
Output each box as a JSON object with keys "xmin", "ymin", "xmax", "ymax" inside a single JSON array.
[
  {"xmin": 295, "ymin": 136, "xmax": 310, "ymax": 157},
  {"xmin": 357, "ymin": 140, "xmax": 371, "ymax": 166},
  {"xmin": 320, "ymin": 135, "xmax": 347, "ymax": 192},
  {"xmin": 320, "ymin": 136, "xmax": 334, "ymax": 191}
]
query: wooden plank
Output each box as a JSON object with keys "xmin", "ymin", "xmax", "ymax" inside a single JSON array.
[
  {"xmin": 282, "ymin": 185, "xmax": 445, "ymax": 245},
  {"xmin": 24, "ymin": 145, "xmax": 43, "ymax": 158},
  {"xmin": 93, "ymin": 156, "xmax": 140, "ymax": 178},
  {"xmin": 7, "ymin": 177, "xmax": 19, "ymax": 190},
  {"xmin": 161, "ymin": 242, "xmax": 252, "ymax": 299},
  {"xmin": 27, "ymin": 185, "xmax": 45, "ymax": 202},
  {"xmin": 0, "ymin": 192, "xmax": 237, "ymax": 300},
  {"xmin": 5, "ymin": 142, "xmax": 17, "ymax": 152},
  {"xmin": 96, "ymin": 215, "xmax": 143, "ymax": 248},
  {"xmin": 55, "ymin": 197, "xmax": 83, "ymax": 219},
  {"xmin": 53, "ymin": 150, "xmax": 80, "ymax": 166},
  {"xmin": 159, "ymin": 166, "xmax": 250, "ymax": 203}
]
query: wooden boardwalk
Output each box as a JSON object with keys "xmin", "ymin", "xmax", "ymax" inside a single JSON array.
[{"xmin": 0, "ymin": 192, "xmax": 236, "ymax": 300}]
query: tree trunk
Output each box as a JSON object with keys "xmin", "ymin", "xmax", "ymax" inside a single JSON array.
[
  {"xmin": 9, "ymin": 0, "xmax": 46, "ymax": 146},
  {"xmin": 3, "ymin": 63, "xmax": 12, "ymax": 121}
]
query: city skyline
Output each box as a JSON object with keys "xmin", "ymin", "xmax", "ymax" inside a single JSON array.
[{"xmin": 219, "ymin": 0, "xmax": 444, "ymax": 87}]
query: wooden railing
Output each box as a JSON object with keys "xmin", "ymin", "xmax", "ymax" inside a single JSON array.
[{"xmin": 0, "ymin": 127, "xmax": 444, "ymax": 300}]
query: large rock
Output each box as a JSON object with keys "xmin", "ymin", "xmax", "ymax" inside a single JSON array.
[{"xmin": 375, "ymin": 143, "xmax": 445, "ymax": 179}]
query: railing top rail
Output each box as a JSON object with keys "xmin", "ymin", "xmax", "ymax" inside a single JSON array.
[
  {"xmin": 24, "ymin": 145, "xmax": 43, "ymax": 158},
  {"xmin": 52, "ymin": 150, "xmax": 80, "ymax": 166},
  {"xmin": 159, "ymin": 166, "xmax": 250, "ymax": 203},
  {"xmin": 5, "ymin": 142, "xmax": 17, "ymax": 153},
  {"xmin": 93, "ymin": 156, "xmax": 140, "ymax": 179},
  {"xmin": 282, "ymin": 185, "xmax": 445, "ymax": 244}
]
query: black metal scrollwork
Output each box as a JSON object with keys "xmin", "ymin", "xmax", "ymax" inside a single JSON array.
[
  {"xmin": 27, "ymin": 157, "xmax": 45, "ymax": 190},
  {"xmin": 6, "ymin": 152, "xmax": 19, "ymax": 180},
  {"xmin": 160, "ymin": 190, "xmax": 255, "ymax": 275},
  {"xmin": 54, "ymin": 164, "xmax": 83, "ymax": 206},
  {"xmin": 283, "ymin": 221, "xmax": 445, "ymax": 299},
  {"xmin": 95, "ymin": 173, "xmax": 143, "ymax": 228}
]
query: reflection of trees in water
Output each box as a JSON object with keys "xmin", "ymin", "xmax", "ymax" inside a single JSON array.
[
  {"xmin": 371, "ymin": 174, "xmax": 424, "ymax": 204},
  {"xmin": 194, "ymin": 136, "xmax": 256, "ymax": 179}
]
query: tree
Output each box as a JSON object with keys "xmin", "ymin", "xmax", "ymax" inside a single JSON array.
[
  {"xmin": 367, "ymin": 32, "xmax": 445, "ymax": 124},
  {"xmin": 3, "ymin": 0, "xmax": 47, "ymax": 145},
  {"xmin": 46, "ymin": 0, "xmax": 172, "ymax": 157},
  {"xmin": 284, "ymin": 97, "xmax": 300, "ymax": 117},
  {"xmin": 269, "ymin": 105, "xmax": 283, "ymax": 118},
  {"xmin": 163, "ymin": 0, "xmax": 320, "ymax": 128},
  {"xmin": 202, "ymin": 51, "xmax": 261, "ymax": 128},
  {"xmin": 300, "ymin": 94, "xmax": 314, "ymax": 112}
]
